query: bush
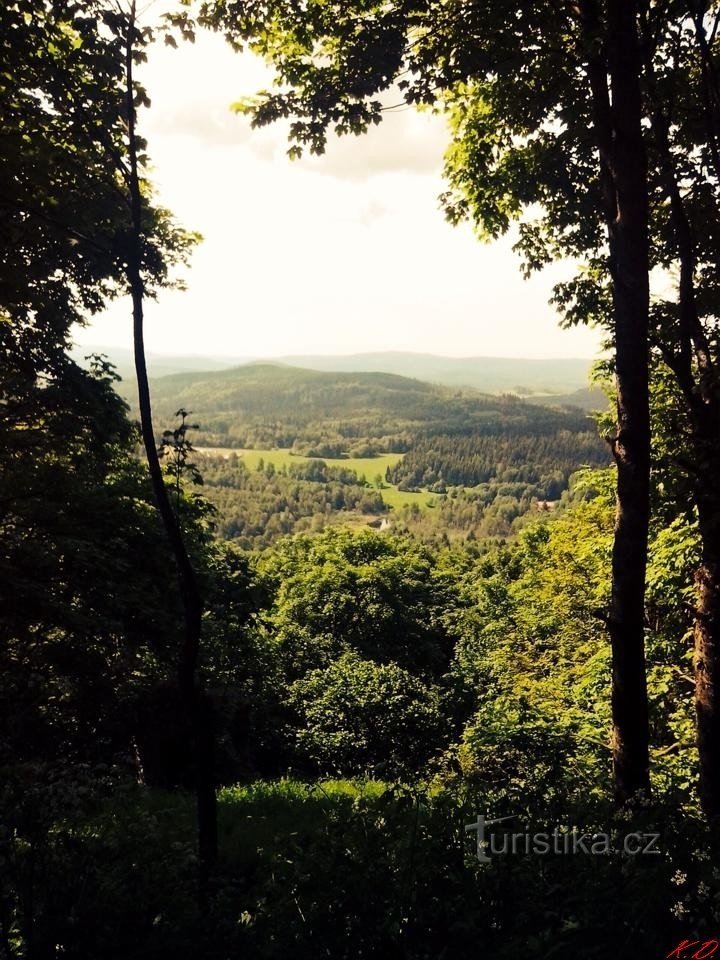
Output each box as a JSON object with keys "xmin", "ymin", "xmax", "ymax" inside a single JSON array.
[{"xmin": 288, "ymin": 652, "xmax": 443, "ymax": 777}]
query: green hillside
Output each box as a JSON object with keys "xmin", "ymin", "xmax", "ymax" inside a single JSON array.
[
  {"xmin": 120, "ymin": 362, "xmax": 602, "ymax": 452},
  {"xmin": 272, "ymin": 351, "xmax": 593, "ymax": 394},
  {"xmin": 140, "ymin": 362, "xmax": 436, "ymax": 420},
  {"xmin": 82, "ymin": 346, "xmax": 595, "ymax": 395}
]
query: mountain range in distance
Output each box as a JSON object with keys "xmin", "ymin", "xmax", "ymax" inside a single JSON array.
[{"xmin": 74, "ymin": 346, "xmax": 601, "ymax": 402}]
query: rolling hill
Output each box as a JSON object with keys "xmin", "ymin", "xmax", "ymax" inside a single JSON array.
[
  {"xmin": 117, "ymin": 362, "xmax": 603, "ymax": 452},
  {"xmin": 121, "ymin": 362, "xmax": 466, "ymax": 449},
  {"xmin": 79, "ymin": 346, "xmax": 595, "ymax": 396},
  {"xmin": 271, "ymin": 352, "xmax": 593, "ymax": 394}
]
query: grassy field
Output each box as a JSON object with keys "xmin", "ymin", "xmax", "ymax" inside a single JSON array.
[
  {"xmin": 378, "ymin": 485, "xmax": 436, "ymax": 510},
  {"xmin": 197, "ymin": 447, "xmax": 400, "ymax": 477},
  {"xmin": 196, "ymin": 447, "xmax": 436, "ymax": 511}
]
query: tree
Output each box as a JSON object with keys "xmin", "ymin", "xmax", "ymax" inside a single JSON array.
[
  {"xmin": 585, "ymin": 0, "xmax": 652, "ymax": 804},
  {"xmin": 115, "ymin": 0, "xmax": 218, "ymax": 870},
  {"xmin": 260, "ymin": 528, "xmax": 458, "ymax": 680},
  {"xmin": 0, "ymin": 356, "xmax": 183, "ymax": 768},
  {"xmin": 1, "ymin": 2, "xmax": 125, "ymax": 384},
  {"xmin": 633, "ymin": 2, "xmax": 720, "ymax": 816},
  {"xmin": 290, "ymin": 651, "xmax": 443, "ymax": 778},
  {"xmin": 0, "ymin": 0, "xmax": 218, "ymax": 865},
  {"xmin": 439, "ymin": 1, "xmax": 720, "ymax": 813}
]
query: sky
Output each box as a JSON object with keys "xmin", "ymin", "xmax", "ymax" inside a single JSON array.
[{"xmin": 73, "ymin": 28, "xmax": 604, "ymax": 361}]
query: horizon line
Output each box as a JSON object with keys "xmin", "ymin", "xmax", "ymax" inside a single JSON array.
[{"xmin": 72, "ymin": 343, "xmax": 600, "ymax": 363}]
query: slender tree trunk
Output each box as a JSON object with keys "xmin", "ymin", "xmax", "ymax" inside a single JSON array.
[
  {"xmin": 123, "ymin": 4, "xmax": 218, "ymax": 871},
  {"xmin": 580, "ymin": 0, "xmax": 652, "ymax": 804}
]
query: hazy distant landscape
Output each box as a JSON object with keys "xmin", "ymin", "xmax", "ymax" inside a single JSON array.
[{"xmin": 78, "ymin": 345, "xmax": 600, "ymax": 400}]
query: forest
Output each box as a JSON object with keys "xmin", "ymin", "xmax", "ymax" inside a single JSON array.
[
  {"xmin": 145, "ymin": 363, "xmax": 609, "ymax": 547},
  {"xmin": 130, "ymin": 361, "xmax": 604, "ymax": 450},
  {"xmin": 3, "ymin": 2, "xmax": 720, "ymax": 960}
]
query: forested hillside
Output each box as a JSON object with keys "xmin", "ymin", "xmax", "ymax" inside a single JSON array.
[
  {"xmin": 131, "ymin": 362, "xmax": 603, "ymax": 452},
  {"xmin": 264, "ymin": 351, "xmax": 594, "ymax": 394},
  {"xmin": 388, "ymin": 430, "xmax": 606, "ymax": 492},
  {"xmin": 133, "ymin": 363, "xmax": 609, "ymax": 546}
]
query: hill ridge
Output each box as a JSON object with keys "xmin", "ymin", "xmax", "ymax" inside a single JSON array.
[{"xmin": 75, "ymin": 345, "xmax": 594, "ymax": 395}]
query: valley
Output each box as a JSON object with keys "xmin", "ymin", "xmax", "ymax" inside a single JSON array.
[{"xmin": 134, "ymin": 362, "xmax": 611, "ymax": 548}]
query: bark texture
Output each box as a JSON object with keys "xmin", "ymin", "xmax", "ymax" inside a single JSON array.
[{"xmin": 581, "ymin": 0, "xmax": 652, "ymax": 803}]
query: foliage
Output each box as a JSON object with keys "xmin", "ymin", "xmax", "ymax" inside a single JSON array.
[
  {"xmin": 4, "ymin": 776, "xmax": 720, "ymax": 960},
  {"xmin": 258, "ymin": 528, "xmax": 459, "ymax": 680},
  {"xmin": 0, "ymin": 357, "xmax": 181, "ymax": 767},
  {"xmin": 389, "ymin": 429, "xmax": 607, "ymax": 495},
  {"xmin": 5, "ymin": 2, "xmax": 720, "ymax": 954},
  {"xmin": 0, "ymin": 1, "xmax": 197, "ymax": 365},
  {"xmin": 289, "ymin": 652, "xmax": 443, "ymax": 778}
]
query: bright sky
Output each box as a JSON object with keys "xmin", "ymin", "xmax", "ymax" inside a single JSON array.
[{"xmin": 74, "ymin": 29, "xmax": 603, "ymax": 361}]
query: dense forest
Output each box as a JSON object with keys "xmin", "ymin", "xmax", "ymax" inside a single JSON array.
[
  {"xmin": 131, "ymin": 362, "xmax": 603, "ymax": 452},
  {"xmin": 198, "ymin": 450, "xmax": 591, "ymax": 548},
  {"xmin": 202, "ymin": 455, "xmax": 387, "ymax": 548},
  {"xmin": 4, "ymin": 2, "xmax": 720, "ymax": 960},
  {"xmin": 1, "ymin": 374, "xmax": 709, "ymax": 955},
  {"xmin": 387, "ymin": 430, "xmax": 607, "ymax": 492}
]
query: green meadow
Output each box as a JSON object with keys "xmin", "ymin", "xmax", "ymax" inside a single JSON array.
[
  {"xmin": 235, "ymin": 448, "xmax": 402, "ymax": 478},
  {"xmin": 197, "ymin": 447, "xmax": 436, "ymax": 512}
]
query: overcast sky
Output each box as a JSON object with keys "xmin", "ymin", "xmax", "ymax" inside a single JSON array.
[{"xmin": 73, "ymin": 29, "xmax": 603, "ymax": 360}]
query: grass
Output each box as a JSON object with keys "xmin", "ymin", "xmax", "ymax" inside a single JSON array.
[
  {"xmin": 198, "ymin": 447, "xmax": 401, "ymax": 477},
  {"xmin": 379, "ymin": 486, "xmax": 436, "ymax": 510},
  {"xmin": 13, "ymin": 775, "xmax": 695, "ymax": 959},
  {"xmin": 218, "ymin": 778, "xmax": 390, "ymax": 863},
  {"xmin": 196, "ymin": 447, "xmax": 436, "ymax": 512}
]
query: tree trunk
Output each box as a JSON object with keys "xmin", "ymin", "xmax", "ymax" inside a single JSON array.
[
  {"xmin": 123, "ymin": 3, "xmax": 218, "ymax": 872},
  {"xmin": 695, "ymin": 484, "xmax": 720, "ymax": 816},
  {"xmin": 581, "ymin": 0, "xmax": 652, "ymax": 804},
  {"xmin": 606, "ymin": 0, "xmax": 652, "ymax": 805}
]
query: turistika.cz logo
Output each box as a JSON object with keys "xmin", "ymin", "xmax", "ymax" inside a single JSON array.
[{"xmin": 464, "ymin": 814, "xmax": 661, "ymax": 861}]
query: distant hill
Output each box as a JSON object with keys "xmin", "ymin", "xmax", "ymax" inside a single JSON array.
[
  {"xmin": 77, "ymin": 345, "xmax": 594, "ymax": 396},
  {"xmin": 271, "ymin": 352, "xmax": 594, "ymax": 395},
  {"xmin": 124, "ymin": 363, "xmax": 456, "ymax": 439},
  {"xmin": 114, "ymin": 361, "xmax": 607, "ymax": 461},
  {"xmin": 129, "ymin": 361, "xmax": 577, "ymax": 422},
  {"xmin": 527, "ymin": 386, "xmax": 608, "ymax": 411},
  {"xmin": 71, "ymin": 345, "xmax": 252, "ymax": 381}
]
